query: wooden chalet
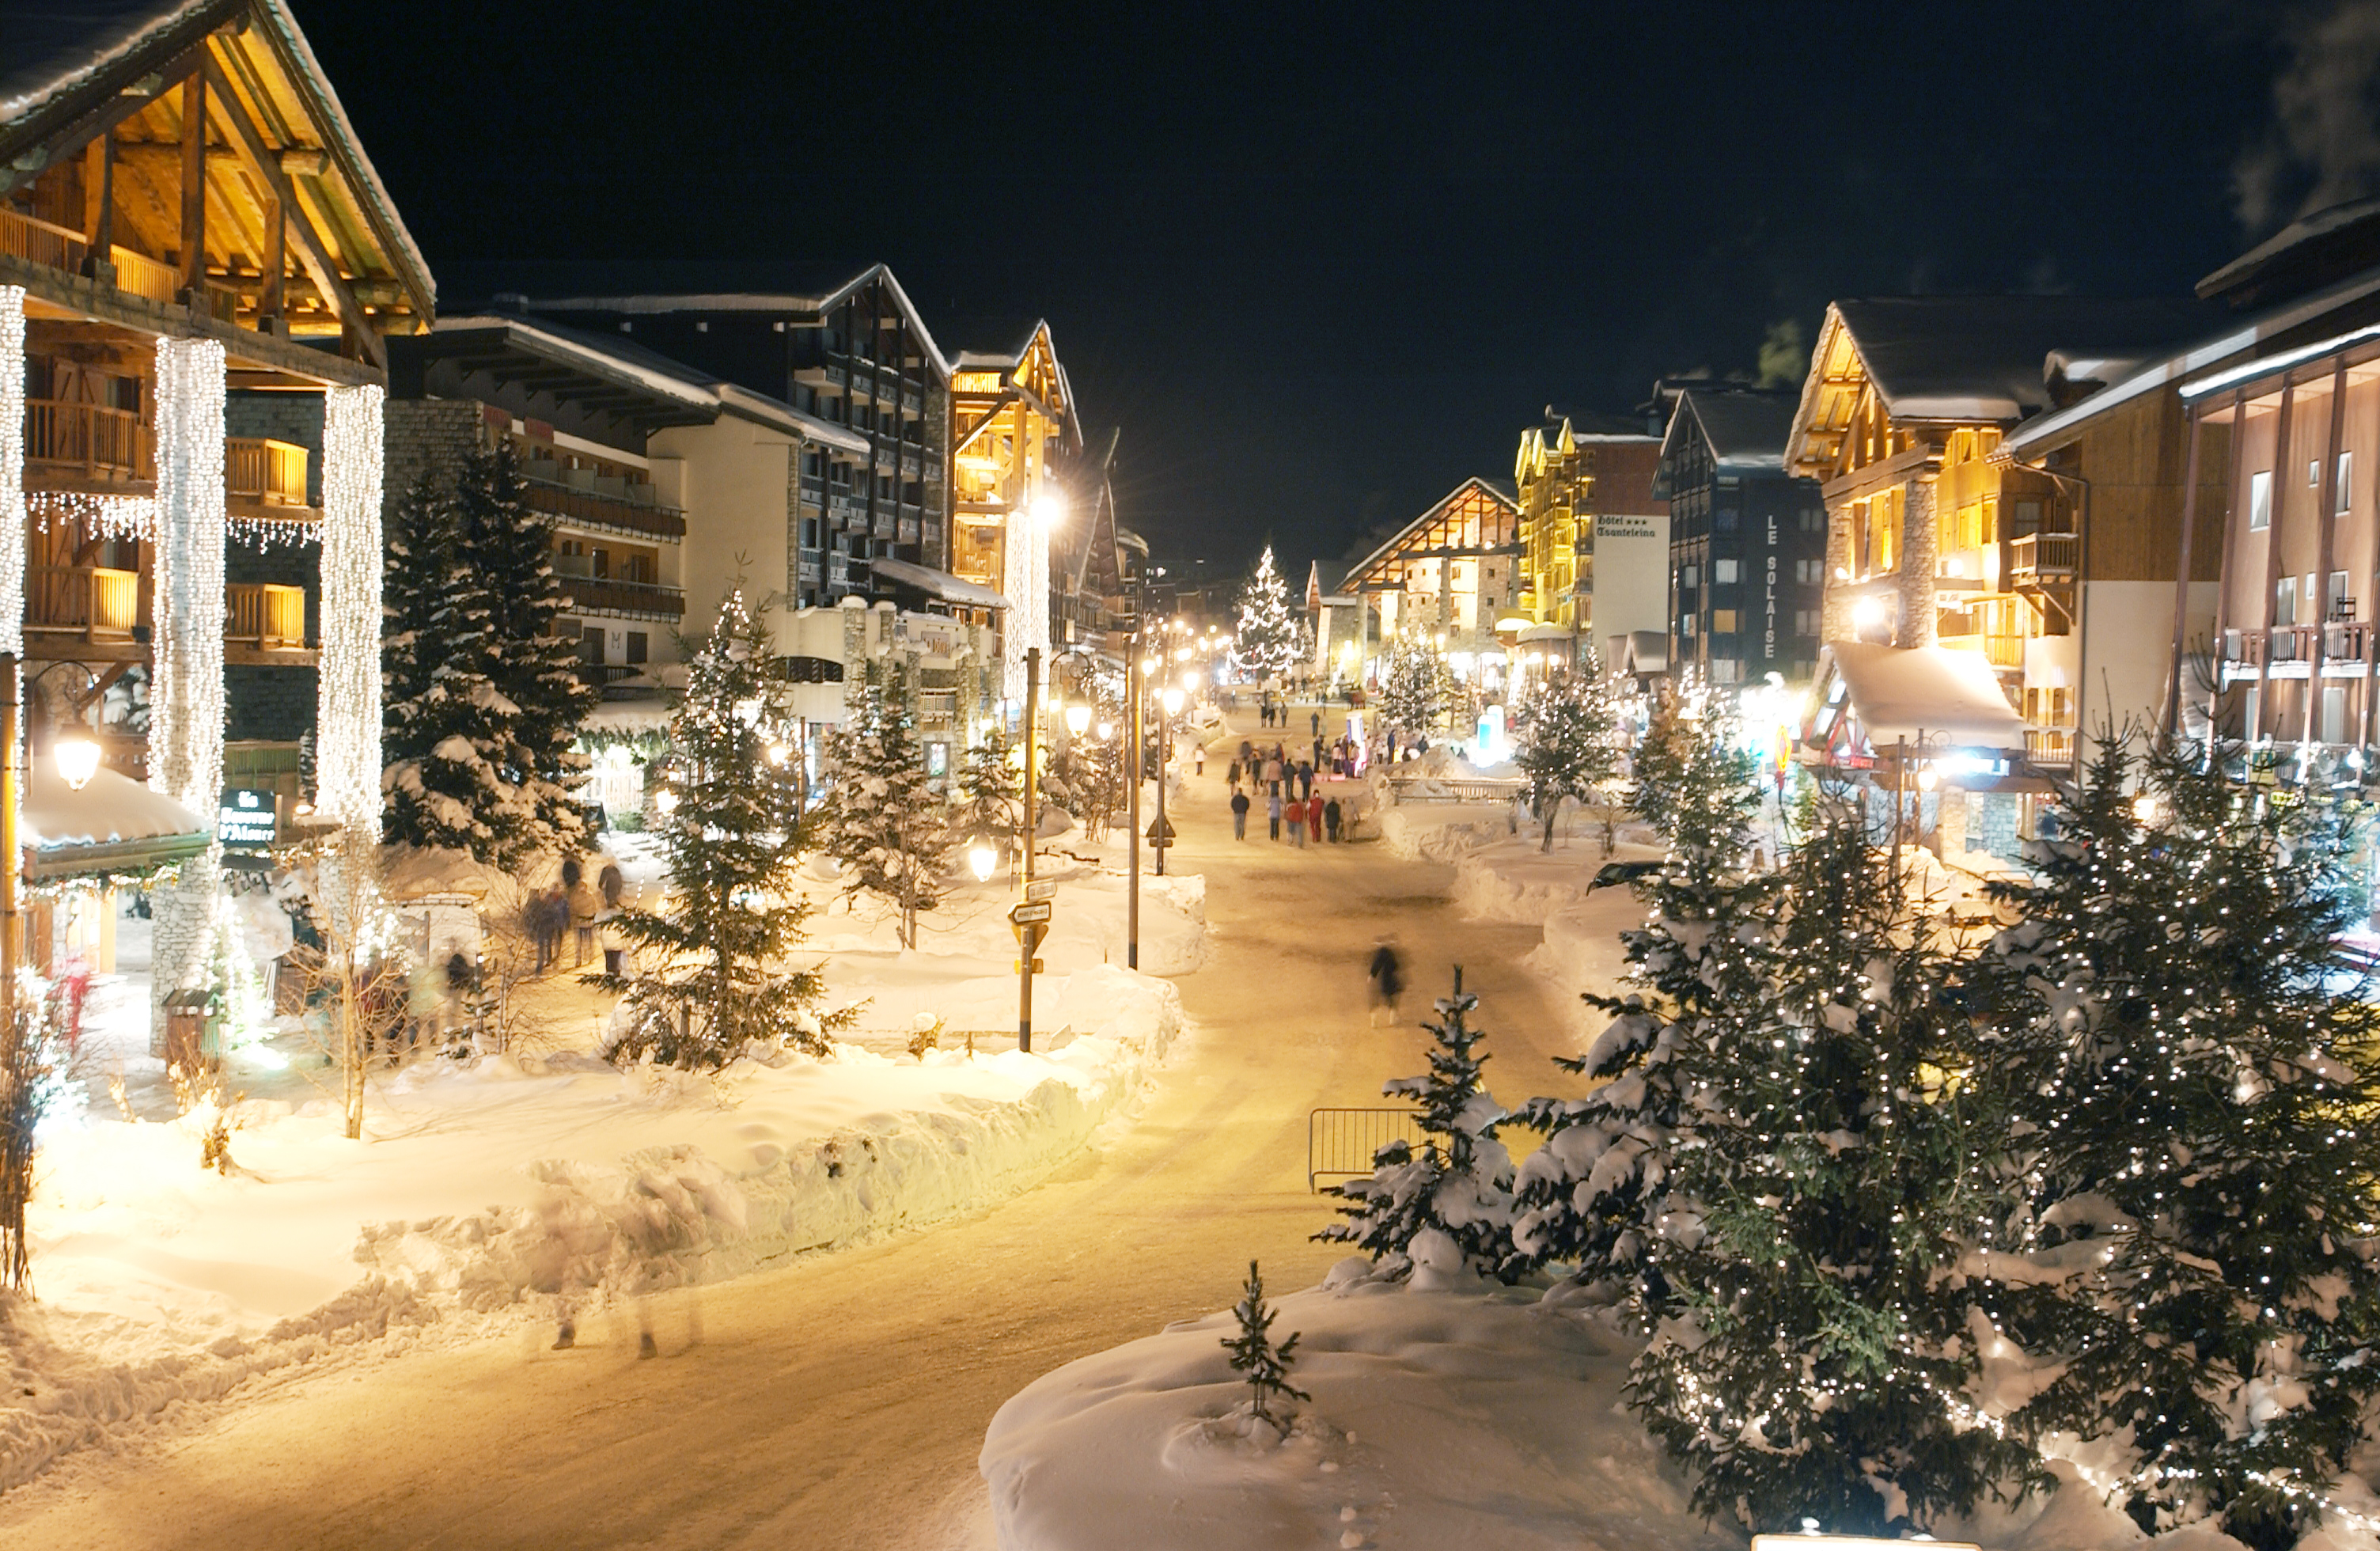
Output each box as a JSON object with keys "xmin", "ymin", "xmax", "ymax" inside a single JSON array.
[
  {"xmin": 950, "ymin": 320, "xmax": 1076, "ymax": 700},
  {"xmin": 1344, "ymin": 476, "xmax": 1522, "ymax": 683}
]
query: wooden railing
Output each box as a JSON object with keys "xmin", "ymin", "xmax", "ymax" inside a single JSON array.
[
  {"xmin": 0, "ymin": 208, "xmax": 85, "ymax": 271},
  {"xmin": 555, "ymin": 576, "xmax": 686, "ymax": 620},
  {"xmin": 108, "ymin": 245, "xmax": 176, "ymax": 305},
  {"xmin": 227, "ymin": 583, "xmax": 306, "ymax": 649},
  {"xmin": 2026, "ymin": 728, "xmax": 2078, "ymax": 767},
  {"xmin": 225, "ymin": 438, "xmax": 310, "ymax": 507},
  {"xmin": 2008, "ymin": 531, "xmax": 2079, "ymax": 578},
  {"xmin": 24, "ymin": 399, "xmax": 151, "ymax": 482},
  {"xmin": 1939, "ymin": 631, "xmax": 2027, "ymax": 669},
  {"xmin": 2328, "ymin": 622, "xmax": 2373, "ymax": 662},
  {"xmin": 27, "ymin": 566, "xmax": 138, "ymax": 635},
  {"xmin": 521, "ymin": 479, "xmax": 687, "ymax": 540}
]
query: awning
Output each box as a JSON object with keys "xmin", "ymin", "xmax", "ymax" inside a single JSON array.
[
  {"xmin": 1618, "ymin": 630, "xmax": 1669, "ymax": 675},
  {"xmin": 867, "ymin": 559, "xmax": 1009, "ymax": 611},
  {"xmin": 21, "ymin": 764, "xmax": 210, "ymax": 882},
  {"xmin": 1816, "ymin": 641, "xmax": 2026, "ymax": 749},
  {"xmin": 1515, "ymin": 622, "xmax": 1573, "ymax": 643}
]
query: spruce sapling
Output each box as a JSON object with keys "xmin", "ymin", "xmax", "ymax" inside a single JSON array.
[{"xmin": 1223, "ymin": 1259, "xmax": 1309, "ymax": 1430}]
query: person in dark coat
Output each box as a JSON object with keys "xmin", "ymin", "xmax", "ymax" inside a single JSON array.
[
  {"xmin": 1367, "ymin": 938, "xmax": 1404, "ymax": 1026},
  {"xmin": 1230, "ymin": 787, "xmax": 1251, "ymax": 840},
  {"xmin": 1324, "ymin": 796, "xmax": 1343, "ymax": 842}
]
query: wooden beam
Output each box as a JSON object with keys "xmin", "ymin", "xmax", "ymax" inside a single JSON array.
[
  {"xmin": 178, "ymin": 74, "xmax": 207, "ymax": 299},
  {"xmin": 200, "ymin": 56, "xmax": 383, "ymax": 370},
  {"xmin": 0, "ymin": 252, "xmax": 382, "ymax": 387},
  {"xmin": 0, "ymin": 41, "xmax": 207, "ymax": 200},
  {"xmin": 259, "ymin": 187, "xmax": 283, "ymax": 328}
]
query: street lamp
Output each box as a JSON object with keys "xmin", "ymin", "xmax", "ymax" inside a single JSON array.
[
  {"xmin": 1065, "ymin": 703, "xmax": 1091, "ymax": 738},
  {"xmin": 654, "ymin": 786, "xmax": 680, "ymax": 817},
  {"xmin": 53, "ymin": 730, "xmax": 100, "ymax": 791},
  {"xmin": 968, "ymin": 833, "xmax": 999, "ymax": 882}
]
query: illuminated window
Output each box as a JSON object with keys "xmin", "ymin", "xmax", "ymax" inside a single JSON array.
[
  {"xmin": 1711, "ymin": 609, "xmax": 1738, "ymax": 632},
  {"xmin": 2249, "ymin": 470, "xmax": 2272, "ymax": 531},
  {"xmin": 1714, "ymin": 559, "xmax": 1739, "ymax": 585}
]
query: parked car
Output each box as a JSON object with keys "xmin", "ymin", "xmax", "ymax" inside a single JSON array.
[{"xmin": 1587, "ymin": 859, "xmax": 1665, "ymax": 891}]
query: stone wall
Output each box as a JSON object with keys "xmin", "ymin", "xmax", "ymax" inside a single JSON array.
[
  {"xmin": 225, "ymin": 663, "xmax": 318, "ymax": 743},
  {"xmin": 382, "ymin": 398, "xmax": 486, "ymax": 509}
]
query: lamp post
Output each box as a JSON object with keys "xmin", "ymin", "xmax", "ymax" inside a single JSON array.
[
  {"xmin": 1157, "ymin": 684, "xmax": 1184, "ymax": 877},
  {"xmin": 1019, "ymin": 646, "xmax": 1043, "ymax": 1052}
]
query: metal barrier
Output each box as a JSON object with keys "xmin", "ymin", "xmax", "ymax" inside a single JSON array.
[{"xmin": 1308, "ymin": 1106, "xmax": 1424, "ymax": 1193}]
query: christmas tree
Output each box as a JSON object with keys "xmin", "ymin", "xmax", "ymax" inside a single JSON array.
[
  {"xmin": 1960, "ymin": 737, "xmax": 2380, "ymax": 1550},
  {"xmin": 1627, "ymin": 816, "xmax": 2025, "ymax": 1537},
  {"xmin": 1234, "ymin": 545, "xmax": 1303, "ymax": 684},
  {"xmin": 813, "ymin": 668, "xmax": 951, "ymax": 949},
  {"xmin": 1222, "ymin": 1260, "xmax": 1309, "ymax": 1430},
  {"xmin": 597, "ymin": 590, "xmax": 844, "ymax": 1067},
  {"xmin": 1041, "ymin": 735, "xmax": 1123, "ymax": 842},
  {"xmin": 954, "ymin": 726, "xmax": 1022, "ymax": 867},
  {"xmin": 1512, "ymin": 658, "xmax": 1620, "ymax": 851},
  {"xmin": 454, "ymin": 440, "xmax": 597, "ymax": 858},
  {"xmin": 1317, "ymin": 967, "xmax": 1518, "ymax": 1283},
  {"xmin": 1511, "ymin": 693, "xmax": 1771, "ymax": 1305},
  {"xmin": 381, "ymin": 470, "xmax": 525, "ymax": 861},
  {"xmin": 1374, "ymin": 635, "xmax": 1450, "ymax": 741}
]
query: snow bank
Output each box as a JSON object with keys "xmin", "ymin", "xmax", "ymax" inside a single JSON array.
[
  {"xmin": 981, "ymin": 1275, "xmax": 2299, "ymax": 1551},
  {"xmin": 4, "ymin": 965, "xmax": 1182, "ymax": 1492}
]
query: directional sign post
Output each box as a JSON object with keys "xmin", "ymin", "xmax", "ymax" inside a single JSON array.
[{"xmin": 1012, "ymin": 901, "xmax": 1053, "ymax": 1052}]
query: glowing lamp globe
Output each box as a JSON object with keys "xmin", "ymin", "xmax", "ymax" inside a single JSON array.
[
  {"xmin": 766, "ymin": 739, "xmax": 790, "ymax": 765},
  {"xmin": 1095, "ymin": 720, "xmax": 1113, "ymax": 741},
  {"xmin": 53, "ymin": 732, "xmax": 101, "ymax": 791},
  {"xmin": 968, "ymin": 837, "xmax": 999, "ymax": 882},
  {"xmin": 654, "ymin": 787, "xmax": 680, "ymax": 816},
  {"xmin": 1916, "ymin": 766, "xmax": 1937, "ymax": 792},
  {"xmin": 1162, "ymin": 687, "xmax": 1184, "ymax": 716},
  {"xmin": 1065, "ymin": 703, "xmax": 1091, "ymax": 737},
  {"xmin": 1033, "ymin": 488, "xmax": 1067, "ymax": 531}
]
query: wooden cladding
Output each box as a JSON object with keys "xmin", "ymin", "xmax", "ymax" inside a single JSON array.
[
  {"xmin": 226, "ymin": 582, "xmax": 305, "ymax": 649},
  {"xmin": 225, "ymin": 438, "xmax": 309, "ymax": 507}
]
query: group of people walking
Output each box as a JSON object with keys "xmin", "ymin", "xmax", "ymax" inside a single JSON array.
[{"xmin": 1222, "ymin": 734, "xmax": 1351, "ymax": 846}]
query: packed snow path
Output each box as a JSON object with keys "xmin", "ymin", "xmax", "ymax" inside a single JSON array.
[{"xmin": 0, "ymin": 709, "xmax": 1595, "ymax": 1550}]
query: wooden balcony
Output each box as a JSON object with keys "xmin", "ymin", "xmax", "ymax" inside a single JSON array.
[
  {"xmin": 28, "ymin": 565, "xmax": 139, "ymax": 639},
  {"xmin": 227, "ymin": 583, "xmax": 307, "ymax": 650},
  {"xmin": 0, "ymin": 208, "xmax": 84, "ymax": 271},
  {"xmin": 555, "ymin": 575, "xmax": 685, "ymax": 621},
  {"xmin": 225, "ymin": 438, "xmax": 312, "ymax": 513},
  {"xmin": 1938, "ymin": 631, "xmax": 2026, "ymax": 669},
  {"xmin": 521, "ymin": 478, "xmax": 687, "ymax": 541},
  {"xmin": 2008, "ymin": 531, "xmax": 2078, "ymax": 582},
  {"xmin": 2026, "ymin": 728, "xmax": 2077, "ymax": 767},
  {"xmin": 24, "ymin": 399, "xmax": 153, "ymax": 490}
]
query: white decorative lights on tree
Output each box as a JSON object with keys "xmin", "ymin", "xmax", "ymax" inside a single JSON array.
[
  {"xmin": 150, "ymin": 338, "xmax": 227, "ymax": 814},
  {"xmin": 1001, "ymin": 487, "xmax": 1058, "ymax": 703},
  {"xmin": 317, "ymin": 383, "xmax": 385, "ymax": 839}
]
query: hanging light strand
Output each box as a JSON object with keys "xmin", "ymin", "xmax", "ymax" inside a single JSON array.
[
  {"xmin": 150, "ymin": 337, "xmax": 227, "ymax": 814},
  {"xmin": 316, "ymin": 383, "xmax": 383, "ymax": 838}
]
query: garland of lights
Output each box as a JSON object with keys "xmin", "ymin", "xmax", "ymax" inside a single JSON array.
[{"xmin": 316, "ymin": 383, "xmax": 383, "ymax": 839}]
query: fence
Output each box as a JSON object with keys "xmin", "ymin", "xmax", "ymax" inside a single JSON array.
[{"xmin": 1307, "ymin": 1106, "xmax": 1424, "ymax": 1193}]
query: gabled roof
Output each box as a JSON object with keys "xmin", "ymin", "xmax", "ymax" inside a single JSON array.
[
  {"xmin": 1658, "ymin": 389, "xmax": 1797, "ymax": 477},
  {"xmin": 2196, "ymin": 197, "xmax": 2380, "ymax": 310},
  {"xmin": 2, "ymin": 0, "xmax": 435, "ymax": 330},
  {"xmin": 1344, "ymin": 476, "xmax": 1522, "ymax": 589}
]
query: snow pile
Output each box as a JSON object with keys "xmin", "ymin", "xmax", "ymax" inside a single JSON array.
[
  {"xmin": 980, "ymin": 1275, "xmax": 2302, "ymax": 1551},
  {"xmin": 5, "ymin": 964, "xmax": 1181, "ymax": 1491}
]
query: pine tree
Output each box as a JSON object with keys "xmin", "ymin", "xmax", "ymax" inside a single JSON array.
[
  {"xmin": 1223, "ymin": 1260, "xmax": 1309, "ymax": 1430},
  {"xmin": 1513, "ymin": 658, "xmax": 1620, "ymax": 851},
  {"xmin": 1041, "ymin": 735, "xmax": 1123, "ymax": 841},
  {"xmin": 1317, "ymin": 967, "xmax": 1518, "ymax": 1282},
  {"xmin": 1234, "ymin": 545, "xmax": 1302, "ymax": 683},
  {"xmin": 598, "ymin": 590, "xmax": 843, "ymax": 1067},
  {"xmin": 954, "ymin": 726, "xmax": 1023, "ymax": 866},
  {"xmin": 381, "ymin": 471, "xmax": 525, "ymax": 861},
  {"xmin": 1627, "ymin": 816, "xmax": 2026, "ymax": 1538},
  {"xmin": 1511, "ymin": 696, "xmax": 1771, "ymax": 1306},
  {"xmin": 814, "ymin": 669, "xmax": 951, "ymax": 949},
  {"xmin": 1960, "ymin": 737, "xmax": 2380, "ymax": 1550},
  {"xmin": 1375, "ymin": 635, "xmax": 1450, "ymax": 741},
  {"xmin": 457, "ymin": 440, "xmax": 598, "ymax": 858}
]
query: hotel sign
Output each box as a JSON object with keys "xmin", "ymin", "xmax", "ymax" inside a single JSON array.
[{"xmin": 217, "ymin": 788, "xmax": 277, "ymax": 852}]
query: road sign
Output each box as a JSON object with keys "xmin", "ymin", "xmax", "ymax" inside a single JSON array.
[
  {"xmin": 1144, "ymin": 815, "xmax": 1177, "ymax": 845},
  {"xmin": 1013, "ymin": 958, "xmax": 1045, "ymax": 974},
  {"xmin": 1025, "ymin": 878, "xmax": 1057, "ymax": 903},
  {"xmin": 1010, "ymin": 901, "xmax": 1052, "ymax": 925}
]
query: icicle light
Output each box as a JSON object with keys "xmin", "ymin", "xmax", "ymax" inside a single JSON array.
[
  {"xmin": 316, "ymin": 382, "xmax": 383, "ymax": 839},
  {"xmin": 150, "ymin": 337, "xmax": 226, "ymax": 815},
  {"xmin": 27, "ymin": 490, "xmax": 154, "ymax": 541}
]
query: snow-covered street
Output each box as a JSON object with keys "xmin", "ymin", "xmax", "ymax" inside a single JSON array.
[{"xmin": 0, "ymin": 712, "xmax": 1609, "ymax": 1550}]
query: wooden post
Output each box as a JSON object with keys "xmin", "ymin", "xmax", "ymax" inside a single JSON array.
[
  {"xmin": 178, "ymin": 74, "xmax": 207, "ymax": 302},
  {"xmin": 1019, "ymin": 646, "xmax": 1040, "ymax": 1054},
  {"xmin": 2166, "ymin": 403, "xmax": 2204, "ymax": 737},
  {"xmin": 84, "ymin": 132, "xmax": 115, "ymax": 276},
  {"xmin": 260, "ymin": 195, "xmax": 284, "ymax": 332},
  {"xmin": 2253, "ymin": 380, "xmax": 2296, "ymax": 743},
  {"xmin": 2306, "ymin": 362, "xmax": 2348, "ymax": 748}
]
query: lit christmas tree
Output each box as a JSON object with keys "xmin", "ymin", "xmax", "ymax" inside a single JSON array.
[
  {"xmin": 456, "ymin": 440, "xmax": 597, "ymax": 858},
  {"xmin": 1374, "ymin": 635, "xmax": 1450, "ymax": 741},
  {"xmin": 1234, "ymin": 545, "xmax": 1302, "ymax": 683},
  {"xmin": 813, "ymin": 669, "xmax": 951, "ymax": 950},
  {"xmin": 953, "ymin": 725, "xmax": 1022, "ymax": 867},
  {"xmin": 1317, "ymin": 967, "xmax": 1518, "ymax": 1283},
  {"xmin": 1511, "ymin": 657, "xmax": 1620, "ymax": 851},
  {"xmin": 598, "ymin": 590, "xmax": 842, "ymax": 1067},
  {"xmin": 1961, "ymin": 737, "xmax": 2380, "ymax": 1550}
]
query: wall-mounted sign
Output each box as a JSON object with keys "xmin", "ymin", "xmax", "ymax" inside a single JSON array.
[{"xmin": 217, "ymin": 788, "xmax": 277, "ymax": 852}]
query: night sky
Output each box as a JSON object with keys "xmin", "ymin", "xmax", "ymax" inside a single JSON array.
[{"xmin": 298, "ymin": 2, "xmax": 2344, "ymax": 581}]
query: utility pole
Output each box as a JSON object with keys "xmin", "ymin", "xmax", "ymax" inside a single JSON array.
[
  {"xmin": 1125, "ymin": 609, "xmax": 1141, "ymax": 970},
  {"xmin": 1018, "ymin": 647, "xmax": 1042, "ymax": 1052}
]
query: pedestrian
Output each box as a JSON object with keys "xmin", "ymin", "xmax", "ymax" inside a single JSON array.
[
  {"xmin": 1195, "ymin": 743, "xmax": 1206, "ymax": 776},
  {"xmin": 1306, "ymin": 792, "xmax": 1323, "ymax": 844},
  {"xmin": 1310, "ymin": 710, "xmax": 1321, "ymax": 738},
  {"xmin": 1324, "ymin": 795, "xmax": 1343, "ymax": 842},
  {"xmin": 1264, "ymin": 754, "xmax": 1283, "ymax": 789},
  {"xmin": 1231, "ymin": 787, "xmax": 1251, "ymax": 840},
  {"xmin": 529, "ymin": 885, "xmax": 561, "ymax": 975},
  {"xmin": 1285, "ymin": 793, "xmax": 1306, "ymax": 847},
  {"xmin": 1239, "ymin": 738, "xmax": 1254, "ymax": 769},
  {"xmin": 1227, "ymin": 758, "xmax": 1241, "ymax": 788},
  {"xmin": 1297, "ymin": 760, "xmax": 1314, "ymax": 801},
  {"xmin": 1367, "ymin": 936, "xmax": 1404, "ymax": 1026},
  {"xmin": 1268, "ymin": 787, "xmax": 1284, "ymax": 840}
]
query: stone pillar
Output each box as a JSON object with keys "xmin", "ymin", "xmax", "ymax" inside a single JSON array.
[
  {"xmin": 150, "ymin": 338, "xmax": 229, "ymax": 1050},
  {"xmin": 1, "ymin": 289, "xmax": 24, "ymax": 967},
  {"xmin": 315, "ymin": 384, "xmax": 383, "ymax": 840},
  {"xmin": 1899, "ymin": 477, "xmax": 1939, "ymax": 647},
  {"xmin": 1821, "ymin": 501, "xmax": 1854, "ymax": 644}
]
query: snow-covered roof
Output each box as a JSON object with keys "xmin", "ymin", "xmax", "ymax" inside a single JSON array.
[
  {"xmin": 2197, "ymin": 196, "xmax": 2380, "ymax": 308},
  {"xmin": 582, "ymin": 700, "xmax": 674, "ymax": 736},
  {"xmin": 22, "ymin": 763, "xmax": 205, "ymax": 848},
  {"xmin": 1829, "ymin": 297, "xmax": 2217, "ymax": 424},
  {"xmin": 1657, "ymin": 390, "xmax": 1797, "ymax": 495},
  {"xmin": 1, "ymin": 0, "xmax": 205, "ymax": 120},
  {"xmin": 1818, "ymin": 641, "xmax": 2026, "ymax": 749},
  {"xmin": 714, "ymin": 383, "xmax": 872, "ymax": 455},
  {"xmin": 868, "ymin": 557, "xmax": 1010, "ymax": 611}
]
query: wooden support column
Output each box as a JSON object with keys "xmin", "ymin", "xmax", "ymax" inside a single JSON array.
[
  {"xmin": 2208, "ymin": 391, "xmax": 2245, "ymax": 737},
  {"xmin": 260, "ymin": 194, "xmax": 284, "ymax": 332},
  {"xmin": 82, "ymin": 133, "xmax": 115, "ymax": 277},
  {"xmin": 177, "ymin": 74, "xmax": 207, "ymax": 301},
  {"xmin": 2166, "ymin": 402, "xmax": 2205, "ymax": 737},
  {"xmin": 2307, "ymin": 362, "xmax": 2348, "ymax": 747},
  {"xmin": 2253, "ymin": 381, "xmax": 2296, "ymax": 744},
  {"xmin": 2363, "ymin": 374, "xmax": 2380, "ymax": 749}
]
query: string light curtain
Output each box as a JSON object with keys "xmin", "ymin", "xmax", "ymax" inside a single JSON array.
[
  {"xmin": 0, "ymin": 287, "xmax": 25, "ymax": 661},
  {"xmin": 316, "ymin": 383, "xmax": 383, "ymax": 839},
  {"xmin": 150, "ymin": 338, "xmax": 227, "ymax": 814},
  {"xmin": 1001, "ymin": 494, "xmax": 1049, "ymax": 705}
]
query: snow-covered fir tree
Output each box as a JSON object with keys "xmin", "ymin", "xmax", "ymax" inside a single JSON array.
[
  {"xmin": 598, "ymin": 590, "xmax": 843, "ymax": 1067},
  {"xmin": 1961, "ymin": 737, "xmax": 2380, "ymax": 1550},
  {"xmin": 1234, "ymin": 546, "xmax": 1303, "ymax": 684},
  {"xmin": 953, "ymin": 726, "xmax": 1022, "ymax": 866},
  {"xmin": 381, "ymin": 471, "xmax": 524, "ymax": 861},
  {"xmin": 814, "ymin": 669, "xmax": 951, "ymax": 949},
  {"xmin": 1317, "ymin": 967, "xmax": 1518, "ymax": 1283},
  {"xmin": 1510, "ymin": 696, "xmax": 1771, "ymax": 1306},
  {"xmin": 455, "ymin": 440, "xmax": 597, "ymax": 856},
  {"xmin": 1628, "ymin": 816, "xmax": 2025, "ymax": 1538},
  {"xmin": 1041, "ymin": 734, "xmax": 1123, "ymax": 841},
  {"xmin": 1629, "ymin": 673, "xmax": 1718, "ymax": 836},
  {"xmin": 1512, "ymin": 658, "xmax": 1620, "ymax": 851},
  {"xmin": 1374, "ymin": 635, "xmax": 1450, "ymax": 741},
  {"xmin": 1223, "ymin": 1260, "xmax": 1309, "ymax": 1430}
]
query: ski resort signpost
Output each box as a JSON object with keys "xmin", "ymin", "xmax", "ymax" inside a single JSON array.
[{"xmin": 1012, "ymin": 900, "xmax": 1051, "ymax": 1053}]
